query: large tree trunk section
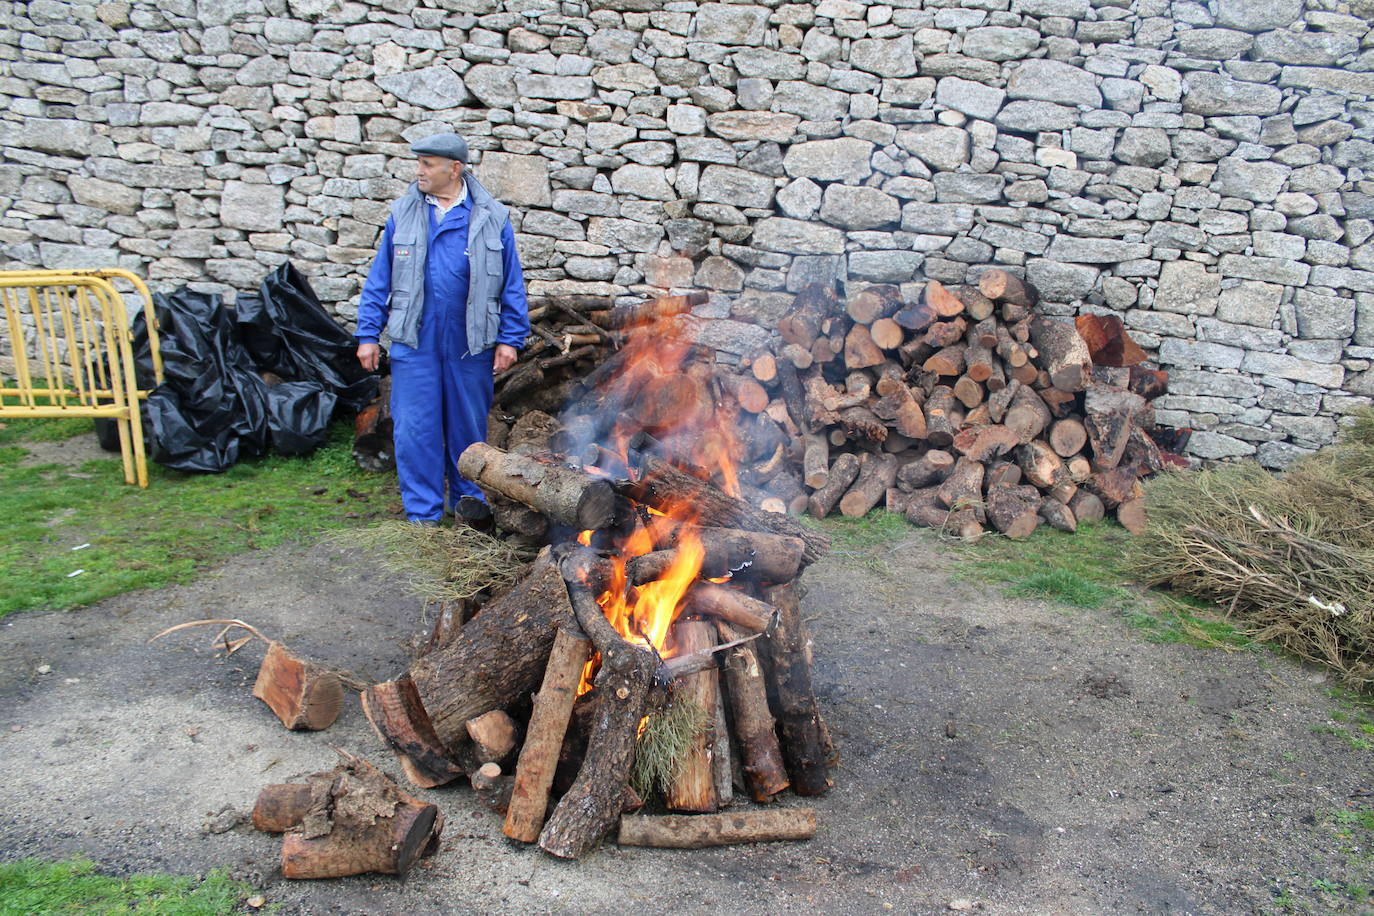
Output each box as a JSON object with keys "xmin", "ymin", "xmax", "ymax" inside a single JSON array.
[
  {"xmin": 503, "ymin": 625, "xmax": 592, "ymax": 843},
  {"xmin": 1028, "ymin": 316, "xmax": 1092, "ymax": 392},
  {"xmin": 252, "ymin": 641, "xmax": 344, "ymax": 732},
  {"xmin": 1074, "ymin": 313, "xmax": 1148, "ymax": 367},
  {"xmin": 360, "ymin": 677, "xmax": 467, "ymax": 788},
  {"xmin": 618, "ymin": 808, "xmax": 817, "ymax": 849},
  {"xmin": 762, "ymin": 583, "xmax": 831, "ymax": 797},
  {"xmin": 716, "ymin": 621, "xmax": 789, "ymax": 802},
  {"xmin": 458, "ymin": 442, "xmax": 617, "ymax": 530},
  {"xmin": 277, "ymin": 757, "xmax": 440, "ymax": 879},
  {"xmin": 626, "ymin": 454, "xmax": 830, "ymax": 565},
  {"xmin": 409, "ymin": 548, "xmax": 575, "ymax": 753},
  {"xmin": 839, "ymin": 452, "xmax": 899, "ymax": 518},
  {"xmin": 538, "ymin": 549, "xmax": 657, "ymax": 859},
  {"xmin": 807, "ymin": 451, "xmax": 861, "ymax": 519},
  {"xmin": 1083, "ymin": 387, "xmax": 1149, "ymax": 470},
  {"xmin": 665, "ymin": 620, "xmax": 720, "ymax": 813}
]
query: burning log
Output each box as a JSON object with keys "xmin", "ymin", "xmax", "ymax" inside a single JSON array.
[
  {"xmin": 588, "ymin": 292, "xmax": 707, "ymax": 329},
  {"xmin": 503, "ymin": 624, "xmax": 591, "ymax": 843},
  {"xmin": 762, "ymin": 583, "xmax": 831, "ymax": 796},
  {"xmin": 625, "ymin": 453, "xmax": 830, "ymax": 565},
  {"xmin": 538, "ymin": 548, "xmax": 658, "ymax": 859},
  {"xmin": 687, "ymin": 581, "xmax": 776, "ymax": 633},
  {"xmin": 458, "ymin": 442, "xmax": 618, "ymax": 530},
  {"xmin": 629, "ymin": 525, "xmax": 805, "ymax": 585},
  {"xmin": 617, "ymin": 808, "xmax": 817, "ymax": 849}
]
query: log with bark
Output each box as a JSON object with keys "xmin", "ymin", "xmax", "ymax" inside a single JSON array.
[
  {"xmin": 458, "ymin": 442, "xmax": 618, "ymax": 530},
  {"xmin": 664, "ymin": 619, "xmax": 720, "ymax": 813},
  {"xmin": 253, "ymin": 641, "xmax": 345, "ymax": 732},
  {"xmin": 617, "ymin": 808, "xmax": 817, "ymax": 849},
  {"xmin": 762, "ymin": 583, "xmax": 831, "ymax": 796}
]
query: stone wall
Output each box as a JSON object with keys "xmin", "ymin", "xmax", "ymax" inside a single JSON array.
[{"xmin": 4, "ymin": 0, "xmax": 1374, "ymax": 465}]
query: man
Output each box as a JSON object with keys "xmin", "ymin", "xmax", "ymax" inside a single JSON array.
[{"xmin": 355, "ymin": 132, "xmax": 529, "ymax": 525}]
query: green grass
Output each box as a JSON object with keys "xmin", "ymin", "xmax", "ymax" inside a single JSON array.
[
  {"xmin": 0, "ymin": 418, "xmax": 399, "ymax": 618},
  {"xmin": 1314, "ymin": 688, "xmax": 1374, "ymax": 752},
  {"xmin": 810, "ymin": 511, "xmax": 921, "ymax": 575},
  {"xmin": 0, "ymin": 858, "xmax": 250, "ymax": 915},
  {"xmin": 952, "ymin": 518, "xmax": 1254, "ymax": 648}
]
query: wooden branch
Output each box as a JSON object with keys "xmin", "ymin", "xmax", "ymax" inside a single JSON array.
[
  {"xmin": 665, "ymin": 620, "xmax": 720, "ymax": 813},
  {"xmin": 618, "ymin": 809, "xmax": 816, "ymax": 849},
  {"xmin": 503, "ymin": 625, "xmax": 590, "ymax": 843},
  {"xmin": 716, "ymin": 621, "xmax": 789, "ymax": 801},
  {"xmin": 686, "ymin": 581, "xmax": 777, "ymax": 633},
  {"xmin": 807, "ymin": 451, "xmax": 861, "ymax": 519}
]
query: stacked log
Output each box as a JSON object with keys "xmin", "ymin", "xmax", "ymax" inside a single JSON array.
[{"xmin": 753, "ymin": 272, "xmax": 1177, "ymax": 539}]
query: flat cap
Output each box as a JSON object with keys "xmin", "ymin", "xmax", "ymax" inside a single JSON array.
[{"xmin": 410, "ymin": 132, "xmax": 469, "ymax": 163}]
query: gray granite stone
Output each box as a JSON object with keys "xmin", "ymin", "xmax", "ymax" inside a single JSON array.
[{"xmin": 1005, "ymin": 59, "xmax": 1102, "ymax": 108}]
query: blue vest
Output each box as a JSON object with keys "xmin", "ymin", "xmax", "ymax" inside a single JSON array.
[{"xmin": 385, "ymin": 173, "xmax": 510, "ymax": 353}]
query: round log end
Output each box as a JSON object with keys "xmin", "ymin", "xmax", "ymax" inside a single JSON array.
[{"xmin": 575, "ymin": 479, "xmax": 618, "ymax": 530}]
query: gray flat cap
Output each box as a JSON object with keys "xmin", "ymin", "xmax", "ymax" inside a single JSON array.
[{"xmin": 410, "ymin": 132, "xmax": 469, "ymax": 163}]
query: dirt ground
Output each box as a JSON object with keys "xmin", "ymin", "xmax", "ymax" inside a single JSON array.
[{"xmin": 1, "ymin": 529, "xmax": 1370, "ymax": 915}]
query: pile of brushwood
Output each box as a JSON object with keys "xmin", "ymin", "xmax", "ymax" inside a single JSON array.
[{"xmin": 1129, "ymin": 408, "xmax": 1374, "ymax": 688}]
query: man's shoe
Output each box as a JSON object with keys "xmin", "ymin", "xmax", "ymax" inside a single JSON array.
[{"xmin": 456, "ymin": 496, "xmax": 494, "ymax": 533}]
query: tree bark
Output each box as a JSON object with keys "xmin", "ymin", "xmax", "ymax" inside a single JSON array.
[
  {"xmin": 779, "ymin": 283, "xmax": 838, "ymax": 349},
  {"xmin": 466, "ymin": 710, "xmax": 520, "ymax": 765},
  {"xmin": 626, "ymin": 453, "xmax": 830, "ymax": 565},
  {"xmin": 716, "ymin": 621, "xmax": 789, "ymax": 801},
  {"xmin": 839, "ymin": 452, "xmax": 899, "ymax": 518},
  {"xmin": 1028, "ymin": 316, "xmax": 1093, "ymax": 392},
  {"xmin": 360, "ymin": 677, "xmax": 467, "ymax": 789},
  {"xmin": 1083, "ymin": 386, "xmax": 1148, "ymax": 470},
  {"xmin": 762, "ymin": 583, "xmax": 831, "ymax": 797},
  {"xmin": 408, "ymin": 548, "xmax": 575, "ymax": 753},
  {"xmin": 807, "ymin": 451, "xmax": 861, "ymax": 519},
  {"xmin": 846, "ymin": 284, "xmax": 904, "ymax": 325},
  {"xmin": 687, "ymin": 581, "xmax": 777, "ymax": 633},
  {"xmin": 977, "ymin": 268, "xmax": 1039, "ymax": 307},
  {"xmin": 538, "ymin": 549, "xmax": 657, "ymax": 859},
  {"xmin": 896, "ymin": 449, "xmax": 954, "ymax": 489},
  {"xmin": 986, "ymin": 483, "xmax": 1042, "ymax": 540},
  {"xmin": 665, "ymin": 620, "xmax": 720, "ymax": 813}
]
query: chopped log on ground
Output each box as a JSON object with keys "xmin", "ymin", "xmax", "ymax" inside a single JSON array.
[
  {"xmin": 870, "ymin": 317, "xmax": 904, "ymax": 349},
  {"xmin": 1028, "ymin": 316, "xmax": 1093, "ymax": 392},
  {"xmin": 252, "ymin": 783, "xmax": 315, "ymax": 833},
  {"xmin": 872, "ymin": 381, "xmax": 927, "ymax": 439},
  {"xmin": 253, "ymin": 641, "xmax": 344, "ymax": 732},
  {"xmin": 1048, "ymin": 417, "xmax": 1088, "ymax": 458},
  {"xmin": 977, "ymin": 268, "xmax": 1039, "ymax": 308},
  {"xmin": 1005, "ymin": 384, "xmax": 1052, "ymax": 445},
  {"xmin": 1075, "ymin": 313, "xmax": 1148, "ymax": 367},
  {"xmin": 839, "ymin": 452, "xmax": 899, "ymax": 518},
  {"xmin": 1039, "ymin": 496, "xmax": 1077, "ymax": 533},
  {"xmin": 1068, "ymin": 489, "xmax": 1106, "ymax": 523},
  {"xmin": 937, "ymin": 456, "xmax": 986, "ymax": 523},
  {"xmin": 472, "ymin": 761, "xmax": 514, "ymax": 815},
  {"xmin": 924, "ymin": 385, "xmax": 960, "ymax": 449},
  {"xmin": 466, "ymin": 710, "xmax": 520, "ymax": 764},
  {"xmin": 274, "ymin": 755, "xmax": 440, "ymax": 879},
  {"xmin": 458, "ymin": 442, "xmax": 618, "ymax": 530},
  {"xmin": 617, "ymin": 808, "xmax": 817, "ymax": 849},
  {"xmin": 951, "ymin": 424, "xmax": 1019, "ymax": 463},
  {"xmin": 986, "ymin": 483, "xmax": 1042, "ymax": 540},
  {"xmin": 360, "ymin": 677, "xmax": 467, "ymax": 788},
  {"xmin": 896, "ymin": 449, "xmax": 954, "ymax": 489},
  {"xmin": 1116, "ymin": 498, "xmax": 1149, "ymax": 535},
  {"xmin": 844, "ymin": 323, "xmax": 885, "ymax": 369},
  {"xmin": 1083, "ymin": 387, "xmax": 1149, "ymax": 470}
]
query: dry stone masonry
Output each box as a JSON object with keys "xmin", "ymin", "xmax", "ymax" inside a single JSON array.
[{"xmin": 3, "ymin": 0, "xmax": 1374, "ymax": 466}]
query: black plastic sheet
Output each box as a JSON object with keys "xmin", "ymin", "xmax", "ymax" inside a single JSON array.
[{"xmin": 101, "ymin": 263, "xmax": 376, "ymax": 472}]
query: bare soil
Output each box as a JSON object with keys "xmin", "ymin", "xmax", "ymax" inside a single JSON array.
[{"xmin": 0, "ymin": 533, "xmax": 1369, "ymax": 915}]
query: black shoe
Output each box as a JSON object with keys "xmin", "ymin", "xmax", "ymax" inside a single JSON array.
[{"xmin": 456, "ymin": 496, "xmax": 494, "ymax": 533}]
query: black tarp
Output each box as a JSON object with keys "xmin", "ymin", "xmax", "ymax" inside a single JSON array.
[{"xmin": 105, "ymin": 263, "xmax": 376, "ymax": 472}]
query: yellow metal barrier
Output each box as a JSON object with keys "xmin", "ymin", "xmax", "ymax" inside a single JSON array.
[{"xmin": 0, "ymin": 270, "xmax": 162, "ymax": 487}]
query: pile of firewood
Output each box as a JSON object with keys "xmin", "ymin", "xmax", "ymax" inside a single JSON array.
[
  {"xmin": 360, "ymin": 435, "xmax": 831, "ymax": 859},
  {"xmin": 752, "ymin": 270, "xmax": 1178, "ymax": 539}
]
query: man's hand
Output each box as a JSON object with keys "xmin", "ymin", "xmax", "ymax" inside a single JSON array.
[
  {"xmin": 357, "ymin": 342, "xmax": 380, "ymax": 372},
  {"xmin": 493, "ymin": 343, "xmax": 517, "ymax": 373}
]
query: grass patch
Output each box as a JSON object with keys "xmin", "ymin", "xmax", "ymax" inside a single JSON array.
[
  {"xmin": 0, "ymin": 418, "xmax": 399, "ymax": 618},
  {"xmin": 810, "ymin": 511, "xmax": 920, "ymax": 574},
  {"xmin": 0, "ymin": 858, "xmax": 250, "ymax": 915},
  {"xmin": 955, "ymin": 519, "xmax": 1136, "ymax": 610}
]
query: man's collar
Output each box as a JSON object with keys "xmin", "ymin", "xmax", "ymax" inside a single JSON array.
[{"xmin": 425, "ymin": 178, "xmax": 468, "ymax": 211}]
